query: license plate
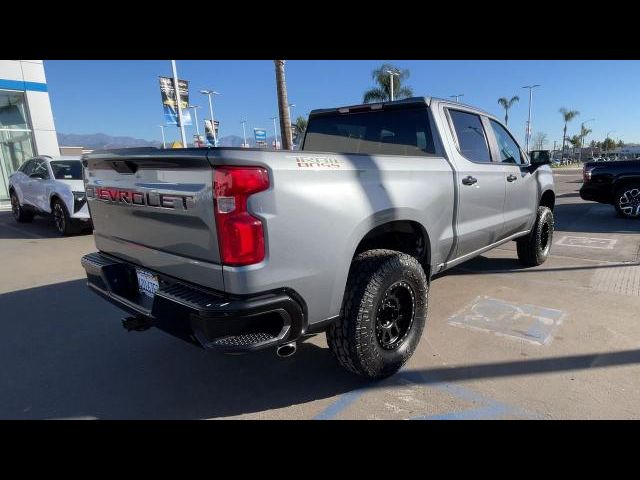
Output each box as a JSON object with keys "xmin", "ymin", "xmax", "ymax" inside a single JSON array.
[{"xmin": 136, "ymin": 269, "xmax": 159, "ymax": 298}]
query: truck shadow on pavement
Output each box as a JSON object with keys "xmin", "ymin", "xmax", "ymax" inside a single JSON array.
[
  {"xmin": 440, "ymin": 255, "xmax": 640, "ymax": 277},
  {"xmin": 0, "ymin": 279, "xmax": 369, "ymax": 419},
  {"xmin": 2, "ymin": 278, "xmax": 640, "ymax": 419}
]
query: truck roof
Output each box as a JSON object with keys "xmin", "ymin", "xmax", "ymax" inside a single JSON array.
[{"xmin": 309, "ymin": 96, "xmax": 495, "ymax": 120}]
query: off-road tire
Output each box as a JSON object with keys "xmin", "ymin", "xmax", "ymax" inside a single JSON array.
[
  {"xmin": 326, "ymin": 249, "xmax": 428, "ymax": 379},
  {"xmin": 613, "ymin": 184, "xmax": 640, "ymax": 219},
  {"xmin": 517, "ymin": 206, "xmax": 554, "ymax": 266},
  {"xmin": 52, "ymin": 198, "xmax": 81, "ymax": 236},
  {"xmin": 10, "ymin": 191, "xmax": 34, "ymax": 223}
]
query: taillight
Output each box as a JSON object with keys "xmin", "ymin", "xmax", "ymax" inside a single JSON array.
[{"xmin": 213, "ymin": 166, "xmax": 269, "ymax": 266}]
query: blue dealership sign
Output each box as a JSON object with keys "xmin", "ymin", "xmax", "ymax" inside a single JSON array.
[{"xmin": 254, "ymin": 128, "xmax": 267, "ymax": 143}]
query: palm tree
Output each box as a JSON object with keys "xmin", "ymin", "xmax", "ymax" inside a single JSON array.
[
  {"xmin": 578, "ymin": 124, "xmax": 592, "ymax": 162},
  {"xmin": 293, "ymin": 116, "xmax": 307, "ymax": 145},
  {"xmin": 497, "ymin": 96, "xmax": 519, "ymax": 126},
  {"xmin": 363, "ymin": 63, "xmax": 413, "ymax": 103},
  {"xmin": 568, "ymin": 134, "xmax": 582, "ymax": 162},
  {"xmin": 274, "ymin": 60, "xmax": 293, "ymax": 150},
  {"xmin": 559, "ymin": 107, "xmax": 579, "ymax": 160}
]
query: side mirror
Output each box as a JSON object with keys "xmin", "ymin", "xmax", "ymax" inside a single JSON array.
[{"xmin": 529, "ymin": 151, "xmax": 551, "ymax": 168}]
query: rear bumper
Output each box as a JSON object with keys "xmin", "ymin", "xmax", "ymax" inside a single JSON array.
[
  {"xmin": 81, "ymin": 252, "xmax": 306, "ymax": 353},
  {"xmin": 579, "ymin": 184, "xmax": 612, "ymax": 204}
]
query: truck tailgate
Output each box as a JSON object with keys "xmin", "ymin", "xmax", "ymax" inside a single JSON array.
[{"xmin": 83, "ymin": 149, "xmax": 224, "ymax": 291}]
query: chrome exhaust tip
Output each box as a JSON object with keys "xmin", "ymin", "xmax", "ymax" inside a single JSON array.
[{"xmin": 276, "ymin": 342, "xmax": 297, "ymax": 358}]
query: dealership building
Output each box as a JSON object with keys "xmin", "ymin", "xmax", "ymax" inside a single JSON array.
[{"xmin": 0, "ymin": 60, "xmax": 59, "ymax": 208}]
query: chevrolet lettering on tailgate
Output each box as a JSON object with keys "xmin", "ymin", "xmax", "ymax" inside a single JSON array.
[{"xmin": 87, "ymin": 187, "xmax": 194, "ymax": 210}]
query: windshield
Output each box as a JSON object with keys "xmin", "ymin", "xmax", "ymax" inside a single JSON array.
[{"xmin": 50, "ymin": 160, "xmax": 83, "ymax": 180}]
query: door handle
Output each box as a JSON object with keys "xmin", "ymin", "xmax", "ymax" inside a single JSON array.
[
  {"xmin": 507, "ymin": 174, "xmax": 518, "ymax": 182},
  {"xmin": 462, "ymin": 176, "xmax": 477, "ymax": 185}
]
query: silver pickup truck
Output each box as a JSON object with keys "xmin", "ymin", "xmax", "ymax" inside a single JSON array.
[{"xmin": 81, "ymin": 97, "xmax": 555, "ymax": 379}]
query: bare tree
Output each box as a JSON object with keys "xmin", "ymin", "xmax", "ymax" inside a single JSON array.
[
  {"xmin": 533, "ymin": 132, "xmax": 548, "ymax": 150},
  {"xmin": 274, "ymin": 60, "xmax": 293, "ymax": 150}
]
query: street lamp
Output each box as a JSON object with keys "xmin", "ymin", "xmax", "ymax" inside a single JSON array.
[
  {"xmin": 386, "ymin": 70, "xmax": 400, "ymax": 101},
  {"xmin": 188, "ymin": 105, "xmax": 201, "ymax": 135},
  {"xmin": 158, "ymin": 125, "xmax": 166, "ymax": 149},
  {"xmin": 240, "ymin": 120, "xmax": 248, "ymax": 148},
  {"xmin": 271, "ymin": 116, "xmax": 279, "ymax": 150},
  {"xmin": 522, "ymin": 84, "xmax": 540, "ymax": 153},
  {"xmin": 200, "ymin": 90, "xmax": 220, "ymax": 146},
  {"xmin": 449, "ymin": 94, "xmax": 464, "ymax": 103}
]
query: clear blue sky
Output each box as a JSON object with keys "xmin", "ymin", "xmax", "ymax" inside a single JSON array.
[{"xmin": 44, "ymin": 60, "xmax": 640, "ymax": 146}]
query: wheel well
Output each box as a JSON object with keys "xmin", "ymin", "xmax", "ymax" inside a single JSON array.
[
  {"xmin": 540, "ymin": 190, "xmax": 555, "ymax": 211},
  {"xmin": 614, "ymin": 178, "xmax": 640, "ymax": 194},
  {"xmin": 354, "ymin": 220, "xmax": 431, "ymax": 276},
  {"xmin": 50, "ymin": 195, "xmax": 61, "ymax": 209}
]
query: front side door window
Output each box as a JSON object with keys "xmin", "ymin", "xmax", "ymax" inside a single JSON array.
[{"xmin": 488, "ymin": 120, "xmax": 525, "ymax": 165}]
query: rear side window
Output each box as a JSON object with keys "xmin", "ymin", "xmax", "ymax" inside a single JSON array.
[
  {"xmin": 448, "ymin": 110, "xmax": 491, "ymax": 163},
  {"xmin": 303, "ymin": 106, "xmax": 436, "ymax": 156}
]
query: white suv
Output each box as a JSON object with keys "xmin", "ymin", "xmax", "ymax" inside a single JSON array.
[{"xmin": 8, "ymin": 155, "xmax": 92, "ymax": 236}]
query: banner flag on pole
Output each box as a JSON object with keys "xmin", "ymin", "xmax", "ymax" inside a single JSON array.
[
  {"xmin": 204, "ymin": 120, "xmax": 220, "ymax": 146},
  {"xmin": 159, "ymin": 76, "xmax": 192, "ymax": 126}
]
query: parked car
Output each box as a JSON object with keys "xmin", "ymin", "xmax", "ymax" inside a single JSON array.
[
  {"xmin": 581, "ymin": 159, "xmax": 640, "ymax": 218},
  {"xmin": 80, "ymin": 96, "xmax": 555, "ymax": 379},
  {"xmin": 8, "ymin": 155, "xmax": 92, "ymax": 235}
]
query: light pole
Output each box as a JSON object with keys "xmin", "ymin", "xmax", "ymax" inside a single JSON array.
[
  {"xmin": 288, "ymin": 103, "xmax": 296, "ymax": 122},
  {"xmin": 579, "ymin": 118, "xmax": 594, "ymax": 163},
  {"xmin": 241, "ymin": 120, "xmax": 248, "ymax": 148},
  {"xmin": 200, "ymin": 89, "xmax": 220, "ymax": 146},
  {"xmin": 171, "ymin": 60, "xmax": 187, "ymax": 147},
  {"xmin": 450, "ymin": 94, "xmax": 464, "ymax": 103},
  {"xmin": 522, "ymin": 84, "xmax": 540, "ymax": 153},
  {"xmin": 271, "ymin": 117, "xmax": 279, "ymax": 149},
  {"xmin": 386, "ymin": 70, "xmax": 400, "ymax": 101},
  {"xmin": 189, "ymin": 105, "xmax": 201, "ymax": 135},
  {"xmin": 159, "ymin": 125, "xmax": 166, "ymax": 149}
]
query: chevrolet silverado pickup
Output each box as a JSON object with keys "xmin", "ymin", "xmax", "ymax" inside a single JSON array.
[
  {"xmin": 81, "ymin": 97, "xmax": 555, "ymax": 379},
  {"xmin": 580, "ymin": 159, "xmax": 640, "ymax": 219}
]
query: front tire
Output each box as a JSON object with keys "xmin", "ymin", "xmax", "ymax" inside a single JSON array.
[
  {"xmin": 614, "ymin": 185, "xmax": 640, "ymax": 219},
  {"xmin": 52, "ymin": 199, "xmax": 80, "ymax": 236},
  {"xmin": 517, "ymin": 206, "xmax": 554, "ymax": 266},
  {"xmin": 326, "ymin": 249, "xmax": 428, "ymax": 379},
  {"xmin": 10, "ymin": 191, "xmax": 34, "ymax": 223}
]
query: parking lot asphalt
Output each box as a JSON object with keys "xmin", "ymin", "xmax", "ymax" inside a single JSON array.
[{"xmin": 1, "ymin": 168, "xmax": 639, "ymax": 419}]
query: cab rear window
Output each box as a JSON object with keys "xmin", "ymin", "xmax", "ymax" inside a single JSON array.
[{"xmin": 303, "ymin": 106, "xmax": 436, "ymax": 156}]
